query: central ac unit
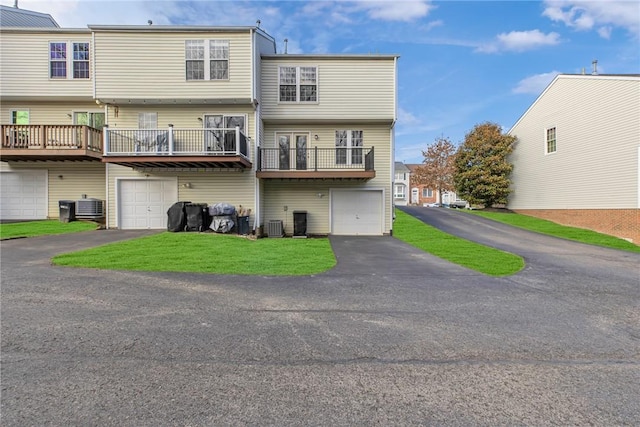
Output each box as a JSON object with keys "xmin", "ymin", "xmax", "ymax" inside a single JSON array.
[
  {"xmin": 76, "ymin": 198, "xmax": 105, "ymax": 219},
  {"xmin": 267, "ymin": 220, "xmax": 284, "ymax": 238}
]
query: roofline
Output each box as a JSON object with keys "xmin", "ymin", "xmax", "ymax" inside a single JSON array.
[
  {"xmin": 88, "ymin": 25, "xmax": 260, "ymax": 32},
  {"xmin": 508, "ymin": 73, "xmax": 640, "ymax": 135},
  {"xmin": 0, "ymin": 27, "xmax": 90, "ymax": 33},
  {"xmin": 262, "ymin": 54, "xmax": 400, "ymax": 60}
]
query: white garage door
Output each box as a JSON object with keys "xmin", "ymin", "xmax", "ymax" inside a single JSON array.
[
  {"xmin": 331, "ymin": 189, "xmax": 383, "ymax": 235},
  {"xmin": 0, "ymin": 171, "xmax": 47, "ymax": 220},
  {"xmin": 118, "ymin": 179, "xmax": 177, "ymax": 229}
]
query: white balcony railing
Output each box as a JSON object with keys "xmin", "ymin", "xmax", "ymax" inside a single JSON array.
[{"xmin": 103, "ymin": 125, "xmax": 249, "ymax": 158}]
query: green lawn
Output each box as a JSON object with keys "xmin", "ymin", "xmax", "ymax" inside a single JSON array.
[
  {"xmin": 393, "ymin": 209, "xmax": 525, "ymax": 276},
  {"xmin": 467, "ymin": 210, "xmax": 640, "ymax": 253},
  {"xmin": 53, "ymin": 232, "xmax": 336, "ymax": 276},
  {"xmin": 0, "ymin": 220, "xmax": 98, "ymax": 239}
]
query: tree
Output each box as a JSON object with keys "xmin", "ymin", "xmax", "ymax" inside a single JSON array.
[
  {"xmin": 454, "ymin": 122, "xmax": 516, "ymax": 208},
  {"xmin": 411, "ymin": 136, "xmax": 456, "ymax": 204}
]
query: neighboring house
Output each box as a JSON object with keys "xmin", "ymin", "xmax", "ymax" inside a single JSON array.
[
  {"xmin": 1, "ymin": 12, "xmax": 398, "ymax": 236},
  {"xmin": 406, "ymin": 163, "xmax": 437, "ymax": 206},
  {"xmin": 393, "ymin": 162, "xmax": 410, "ymax": 206},
  {"xmin": 508, "ymin": 74, "xmax": 640, "ymax": 243},
  {"xmin": 0, "ymin": 4, "xmax": 59, "ymax": 27}
]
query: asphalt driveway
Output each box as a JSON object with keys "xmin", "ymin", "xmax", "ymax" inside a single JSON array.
[{"xmin": 1, "ymin": 218, "xmax": 639, "ymax": 426}]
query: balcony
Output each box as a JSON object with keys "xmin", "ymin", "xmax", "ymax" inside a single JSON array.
[
  {"xmin": 102, "ymin": 125, "xmax": 251, "ymax": 170},
  {"xmin": 257, "ymin": 146, "xmax": 375, "ymax": 180},
  {"xmin": 0, "ymin": 125, "xmax": 103, "ymax": 162}
]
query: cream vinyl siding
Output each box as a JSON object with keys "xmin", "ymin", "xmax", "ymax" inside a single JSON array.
[
  {"xmin": 1, "ymin": 101, "xmax": 103, "ymax": 124},
  {"xmin": 1, "ymin": 162, "xmax": 105, "ymax": 218},
  {"xmin": 262, "ymin": 124, "xmax": 393, "ymax": 234},
  {"xmin": 261, "ymin": 57, "xmax": 396, "ymax": 122},
  {"xmin": 508, "ymin": 76, "xmax": 640, "ymax": 210},
  {"xmin": 0, "ymin": 30, "xmax": 93, "ymax": 100},
  {"xmin": 106, "ymin": 165, "xmax": 256, "ymax": 228},
  {"xmin": 93, "ymin": 31, "xmax": 253, "ymax": 100}
]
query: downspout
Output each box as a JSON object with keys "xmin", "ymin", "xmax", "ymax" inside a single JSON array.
[
  {"xmin": 92, "ymin": 30, "xmax": 96, "ymax": 100},
  {"xmin": 251, "ymin": 28, "xmax": 261, "ymax": 233},
  {"xmin": 390, "ymin": 56, "xmax": 398, "ymax": 235}
]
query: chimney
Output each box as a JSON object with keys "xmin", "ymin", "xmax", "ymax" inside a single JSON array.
[
  {"xmin": 14, "ymin": 0, "xmax": 19, "ymax": 8},
  {"xmin": 284, "ymin": 39, "xmax": 288, "ymax": 54},
  {"xmin": 592, "ymin": 59, "xmax": 598, "ymax": 75}
]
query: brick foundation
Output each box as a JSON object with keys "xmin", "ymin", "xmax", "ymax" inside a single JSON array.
[{"xmin": 513, "ymin": 209, "xmax": 640, "ymax": 244}]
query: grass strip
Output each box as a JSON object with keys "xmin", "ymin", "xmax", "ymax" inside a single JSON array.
[
  {"xmin": 467, "ymin": 210, "xmax": 640, "ymax": 253},
  {"xmin": 52, "ymin": 232, "xmax": 336, "ymax": 276},
  {"xmin": 393, "ymin": 209, "xmax": 524, "ymax": 276},
  {"xmin": 0, "ymin": 220, "xmax": 98, "ymax": 239}
]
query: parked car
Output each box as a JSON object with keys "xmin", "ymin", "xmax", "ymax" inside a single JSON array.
[
  {"xmin": 424, "ymin": 202, "xmax": 441, "ymax": 207},
  {"xmin": 450, "ymin": 200, "xmax": 468, "ymax": 209}
]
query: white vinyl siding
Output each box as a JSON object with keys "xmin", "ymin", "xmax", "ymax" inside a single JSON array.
[
  {"xmin": 1, "ymin": 101, "xmax": 102, "ymax": 127},
  {"xmin": 508, "ymin": 76, "xmax": 640, "ymax": 209},
  {"xmin": 0, "ymin": 31, "xmax": 94, "ymax": 99},
  {"xmin": 94, "ymin": 31, "xmax": 251, "ymax": 100},
  {"xmin": 262, "ymin": 57, "xmax": 396, "ymax": 122}
]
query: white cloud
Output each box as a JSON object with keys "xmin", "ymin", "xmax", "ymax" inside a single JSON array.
[
  {"xmin": 476, "ymin": 30, "xmax": 561, "ymax": 53},
  {"xmin": 397, "ymin": 107, "xmax": 421, "ymax": 126},
  {"xmin": 512, "ymin": 71, "xmax": 560, "ymax": 95},
  {"xmin": 350, "ymin": 0, "xmax": 434, "ymax": 22},
  {"xmin": 543, "ymin": 0, "xmax": 640, "ymax": 38}
]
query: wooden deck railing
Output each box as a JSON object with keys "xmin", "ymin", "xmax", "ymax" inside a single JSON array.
[{"xmin": 1, "ymin": 125, "xmax": 103, "ymax": 151}]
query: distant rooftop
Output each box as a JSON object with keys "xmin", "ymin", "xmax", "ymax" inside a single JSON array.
[{"xmin": 0, "ymin": 4, "xmax": 59, "ymax": 28}]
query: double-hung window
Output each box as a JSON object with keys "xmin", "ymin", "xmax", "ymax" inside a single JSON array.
[
  {"xmin": 546, "ymin": 127, "xmax": 557, "ymax": 154},
  {"xmin": 49, "ymin": 42, "xmax": 90, "ymax": 79},
  {"xmin": 186, "ymin": 40, "xmax": 229, "ymax": 81},
  {"xmin": 394, "ymin": 185, "xmax": 406, "ymax": 199},
  {"xmin": 335, "ymin": 130, "xmax": 363, "ymax": 165},
  {"xmin": 278, "ymin": 66, "xmax": 317, "ymax": 102},
  {"xmin": 49, "ymin": 42, "xmax": 67, "ymax": 78},
  {"xmin": 422, "ymin": 188, "xmax": 433, "ymax": 198}
]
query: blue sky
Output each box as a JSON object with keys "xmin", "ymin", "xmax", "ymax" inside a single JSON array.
[{"xmin": 3, "ymin": 0, "xmax": 639, "ymax": 163}]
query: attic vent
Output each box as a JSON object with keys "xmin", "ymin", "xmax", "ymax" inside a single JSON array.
[
  {"xmin": 76, "ymin": 198, "xmax": 105, "ymax": 219},
  {"xmin": 267, "ymin": 220, "xmax": 284, "ymax": 238}
]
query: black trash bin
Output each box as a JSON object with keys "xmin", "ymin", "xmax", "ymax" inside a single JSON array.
[
  {"xmin": 59, "ymin": 200, "xmax": 76, "ymax": 223},
  {"xmin": 293, "ymin": 210, "xmax": 307, "ymax": 237},
  {"xmin": 237, "ymin": 215, "xmax": 250, "ymax": 235}
]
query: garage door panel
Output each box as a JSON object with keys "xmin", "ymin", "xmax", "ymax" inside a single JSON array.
[
  {"xmin": 0, "ymin": 171, "xmax": 47, "ymax": 220},
  {"xmin": 118, "ymin": 179, "xmax": 176, "ymax": 229},
  {"xmin": 331, "ymin": 189, "xmax": 383, "ymax": 236}
]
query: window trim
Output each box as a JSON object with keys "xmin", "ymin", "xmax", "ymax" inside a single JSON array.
[
  {"xmin": 394, "ymin": 184, "xmax": 406, "ymax": 199},
  {"xmin": 49, "ymin": 41, "xmax": 90, "ymax": 80},
  {"xmin": 545, "ymin": 126, "xmax": 557, "ymax": 155},
  {"xmin": 11, "ymin": 109, "xmax": 30, "ymax": 125},
  {"xmin": 335, "ymin": 130, "xmax": 363, "ymax": 166},
  {"xmin": 185, "ymin": 39, "xmax": 230, "ymax": 81},
  {"xmin": 278, "ymin": 65, "xmax": 318, "ymax": 104}
]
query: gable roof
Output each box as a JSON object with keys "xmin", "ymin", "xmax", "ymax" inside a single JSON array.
[
  {"xmin": 508, "ymin": 74, "xmax": 640, "ymax": 135},
  {"xmin": 394, "ymin": 162, "xmax": 410, "ymax": 173},
  {"xmin": 0, "ymin": 5, "xmax": 59, "ymax": 28}
]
